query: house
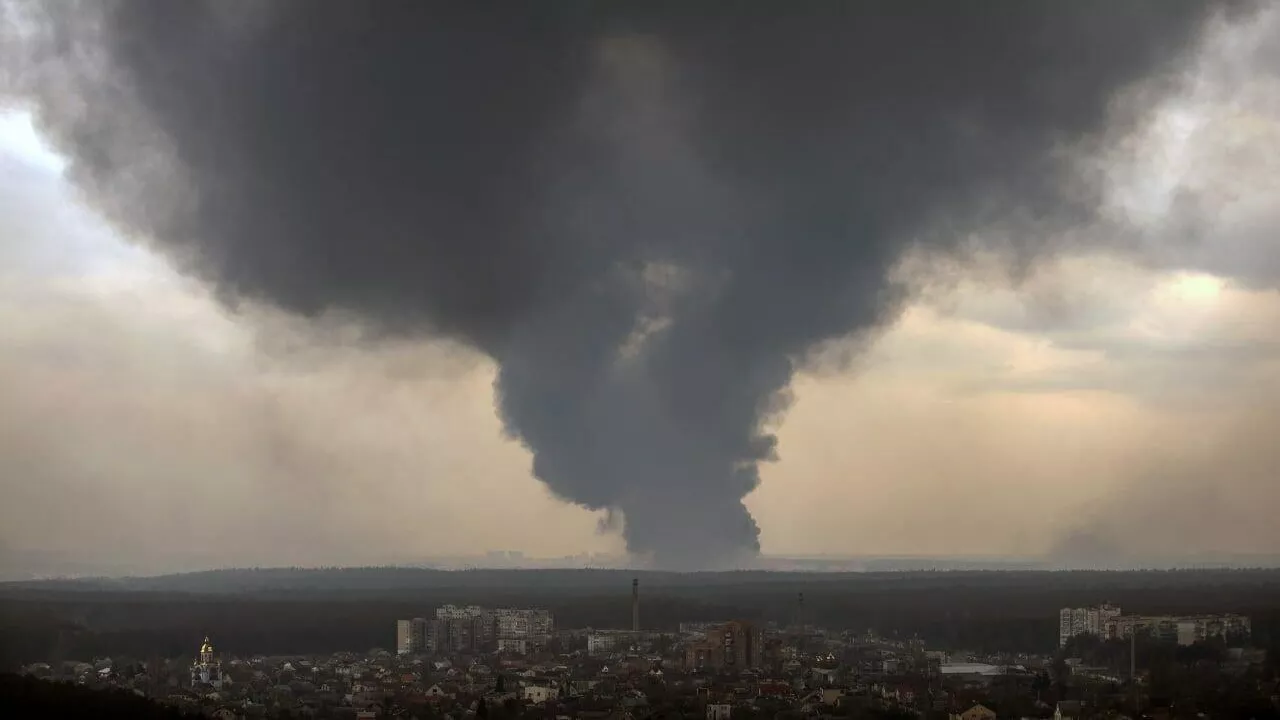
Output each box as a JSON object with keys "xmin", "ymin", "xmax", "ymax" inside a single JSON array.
[
  {"xmin": 707, "ymin": 703, "xmax": 732, "ymax": 720},
  {"xmin": 812, "ymin": 667, "xmax": 840, "ymax": 684},
  {"xmin": 756, "ymin": 680, "xmax": 792, "ymax": 699},
  {"xmin": 426, "ymin": 683, "xmax": 455, "ymax": 699},
  {"xmin": 887, "ymin": 684, "xmax": 916, "ymax": 706},
  {"xmin": 569, "ymin": 679, "xmax": 601, "ymax": 695},
  {"xmin": 523, "ymin": 684, "xmax": 559, "ymax": 703},
  {"xmin": 1055, "ymin": 700, "xmax": 1082, "ymax": 720},
  {"xmin": 953, "ymin": 703, "xmax": 997, "ymax": 720}
]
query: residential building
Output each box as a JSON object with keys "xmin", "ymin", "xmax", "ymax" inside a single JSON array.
[
  {"xmin": 684, "ymin": 620, "xmax": 763, "ymax": 670},
  {"xmin": 953, "ymin": 704, "xmax": 997, "ymax": 720},
  {"xmin": 1108, "ymin": 613, "xmax": 1252, "ymax": 645},
  {"xmin": 588, "ymin": 633, "xmax": 619, "ymax": 656},
  {"xmin": 707, "ymin": 703, "xmax": 732, "ymax": 720},
  {"xmin": 431, "ymin": 615, "xmax": 482, "ymax": 653},
  {"xmin": 494, "ymin": 607, "xmax": 554, "ymax": 647},
  {"xmin": 1062, "ymin": 605, "xmax": 1250, "ymax": 647},
  {"xmin": 411, "ymin": 617, "xmax": 428, "ymax": 652},
  {"xmin": 497, "ymin": 638, "xmax": 528, "ymax": 654},
  {"xmin": 1059, "ymin": 604, "xmax": 1121, "ymax": 647},
  {"xmin": 397, "ymin": 620, "xmax": 414, "ymax": 655},
  {"xmin": 522, "ymin": 684, "xmax": 558, "ymax": 703},
  {"xmin": 427, "ymin": 605, "xmax": 554, "ymax": 654}
]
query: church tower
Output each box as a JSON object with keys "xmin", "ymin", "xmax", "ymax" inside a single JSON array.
[{"xmin": 190, "ymin": 636, "xmax": 224, "ymax": 689}]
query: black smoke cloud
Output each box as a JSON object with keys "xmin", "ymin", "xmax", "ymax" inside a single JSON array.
[{"xmin": 5, "ymin": 0, "xmax": 1245, "ymax": 568}]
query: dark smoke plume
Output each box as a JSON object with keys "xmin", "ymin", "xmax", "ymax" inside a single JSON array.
[{"xmin": 3, "ymin": 0, "xmax": 1245, "ymax": 568}]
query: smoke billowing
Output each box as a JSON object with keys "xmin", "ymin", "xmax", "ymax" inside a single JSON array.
[{"xmin": 2, "ymin": 1, "xmax": 1258, "ymax": 568}]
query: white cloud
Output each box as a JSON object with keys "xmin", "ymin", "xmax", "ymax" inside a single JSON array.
[{"xmin": 0, "ymin": 109, "xmax": 65, "ymax": 174}]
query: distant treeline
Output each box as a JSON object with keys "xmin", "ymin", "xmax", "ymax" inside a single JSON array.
[
  {"xmin": 2, "ymin": 568, "xmax": 1279, "ymax": 669},
  {"xmin": 8, "ymin": 566, "xmax": 1280, "ymax": 595}
]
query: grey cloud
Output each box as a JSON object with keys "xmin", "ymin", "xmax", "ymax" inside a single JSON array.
[
  {"xmin": 1116, "ymin": 5, "xmax": 1280, "ymax": 288},
  {"xmin": 914, "ymin": 5, "xmax": 1280, "ymax": 339},
  {"xmin": 4, "ymin": 0, "xmax": 1252, "ymax": 568}
]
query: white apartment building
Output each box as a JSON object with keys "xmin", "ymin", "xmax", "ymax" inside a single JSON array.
[
  {"xmin": 587, "ymin": 633, "xmax": 618, "ymax": 656},
  {"xmin": 395, "ymin": 617, "xmax": 429, "ymax": 654},
  {"xmin": 428, "ymin": 605, "xmax": 554, "ymax": 654},
  {"xmin": 396, "ymin": 620, "xmax": 414, "ymax": 655},
  {"xmin": 494, "ymin": 608, "xmax": 554, "ymax": 644},
  {"xmin": 1061, "ymin": 605, "xmax": 1249, "ymax": 647},
  {"xmin": 1059, "ymin": 604, "xmax": 1121, "ymax": 647},
  {"xmin": 436, "ymin": 604, "xmax": 489, "ymax": 621}
]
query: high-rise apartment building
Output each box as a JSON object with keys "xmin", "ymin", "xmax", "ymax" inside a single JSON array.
[
  {"xmin": 684, "ymin": 620, "xmax": 763, "ymax": 670},
  {"xmin": 395, "ymin": 617, "xmax": 430, "ymax": 654},
  {"xmin": 1059, "ymin": 604, "xmax": 1121, "ymax": 647},
  {"xmin": 427, "ymin": 605, "xmax": 554, "ymax": 654},
  {"xmin": 411, "ymin": 617, "xmax": 428, "ymax": 652},
  {"xmin": 396, "ymin": 620, "xmax": 413, "ymax": 655},
  {"xmin": 431, "ymin": 615, "xmax": 482, "ymax": 653},
  {"xmin": 495, "ymin": 608, "xmax": 553, "ymax": 644},
  {"xmin": 432, "ymin": 605, "xmax": 492, "ymax": 652}
]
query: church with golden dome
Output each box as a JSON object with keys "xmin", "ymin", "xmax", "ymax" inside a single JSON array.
[{"xmin": 190, "ymin": 636, "xmax": 224, "ymax": 688}]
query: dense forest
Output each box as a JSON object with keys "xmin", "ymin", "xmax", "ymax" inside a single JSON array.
[
  {"xmin": 2, "ymin": 568, "xmax": 1279, "ymax": 669},
  {"xmin": 0, "ymin": 673, "xmax": 201, "ymax": 718}
]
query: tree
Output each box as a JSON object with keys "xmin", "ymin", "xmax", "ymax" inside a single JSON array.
[
  {"xmin": 1051, "ymin": 655, "xmax": 1069, "ymax": 693},
  {"xmin": 1032, "ymin": 671, "xmax": 1051, "ymax": 702}
]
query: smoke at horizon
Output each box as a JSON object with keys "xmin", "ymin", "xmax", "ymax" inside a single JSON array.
[{"xmin": 2, "ymin": 0, "xmax": 1273, "ymax": 569}]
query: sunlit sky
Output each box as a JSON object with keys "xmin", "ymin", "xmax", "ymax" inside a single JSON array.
[
  {"xmin": 1, "ymin": 7, "xmax": 1278, "ymax": 575},
  {"xmin": 0, "ymin": 111, "xmax": 61, "ymax": 171}
]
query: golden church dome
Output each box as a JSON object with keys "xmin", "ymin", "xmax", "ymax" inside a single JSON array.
[{"xmin": 200, "ymin": 637, "xmax": 214, "ymax": 654}]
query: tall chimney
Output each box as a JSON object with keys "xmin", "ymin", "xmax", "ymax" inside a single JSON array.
[
  {"xmin": 797, "ymin": 592, "xmax": 805, "ymax": 628},
  {"xmin": 632, "ymin": 578, "xmax": 640, "ymax": 633}
]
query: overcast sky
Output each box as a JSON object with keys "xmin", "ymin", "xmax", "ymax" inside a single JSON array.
[{"xmin": 1, "ymin": 4, "xmax": 1277, "ymax": 576}]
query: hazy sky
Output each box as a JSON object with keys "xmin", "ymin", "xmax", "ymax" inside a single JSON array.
[{"xmin": 1, "ymin": 3, "xmax": 1278, "ymax": 575}]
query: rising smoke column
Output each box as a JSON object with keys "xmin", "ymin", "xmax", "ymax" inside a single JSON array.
[{"xmin": 2, "ymin": 0, "xmax": 1247, "ymax": 568}]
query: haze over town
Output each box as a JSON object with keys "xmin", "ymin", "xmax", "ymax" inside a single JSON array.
[{"xmin": 1, "ymin": 1, "xmax": 1279, "ymax": 576}]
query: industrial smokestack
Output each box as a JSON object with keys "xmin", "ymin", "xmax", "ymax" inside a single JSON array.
[
  {"xmin": 797, "ymin": 592, "xmax": 805, "ymax": 628},
  {"xmin": 632, "ymin": 578, "xmax": 640, "ymax": 633}
]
